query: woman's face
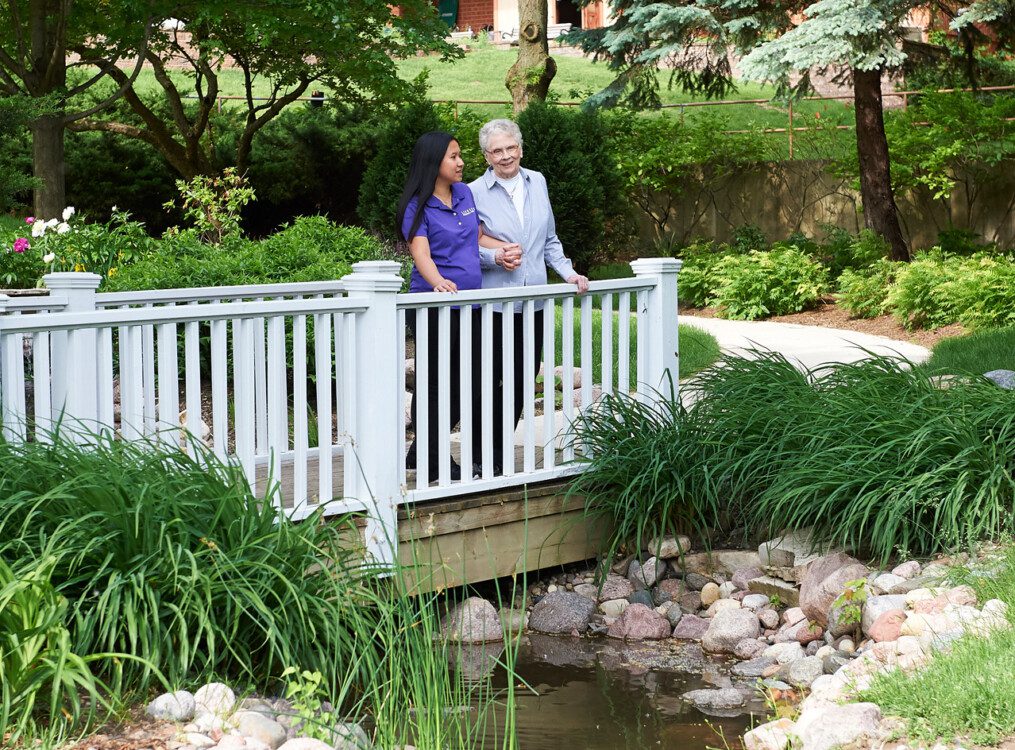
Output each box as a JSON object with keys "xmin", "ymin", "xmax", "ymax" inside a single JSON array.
[
  {"xmin": 438, "ymin": 140, "xmax": 465, "ymax": 184},
  {"xmin": 484, "ymin": 130, "xmax": 522, "ymax": 179}
]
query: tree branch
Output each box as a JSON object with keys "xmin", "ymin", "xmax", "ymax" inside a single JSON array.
[
  {"xmin": 236, "ymin": 80, "xmax": 311, "ymax": 171},
  {"xmin": 64, "ymin": 20, "xmax": 155, "ymax": 123},
  {"xmin": 4, "ymin": 0, "xmax": 30, "ymax": 76}
]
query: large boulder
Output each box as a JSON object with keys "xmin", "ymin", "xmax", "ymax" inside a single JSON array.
[
  {"xmin": 146, "ymin": 690, "xmax": 196, "ymax": 722},
  {"xmin": 984, "ymin": 369, "xmax": 1015, "ymax": 389},
  {"xmin": 799, "ymin": 553, "xmax": 870, "ymax": 627},
  {"xmin": 606, "ymin": 603, "xmax": 672, "ymax": 640},
  {"xmin": 681, "ymin": 688, "xmax": 746, "ymax": 711},
  {"xmin": 528, "ymin": 591, "xmax": 596, "ymax": 635},
  {"xmin": 794, "ymin": 701, "xmax": 882, "ymax": 750},
  {"xmin": 672, "ymin": 614, "xmax": 709, "ymax": 640},
  {"xmin": 702, "ymin": 608, "xmax": 761, "ymax": 654},
  {"xmin": 442, "ymin": 597, "xmax": 503, "ymax": 643},
  {"xmin": 861, "ymin": 594, "xmax": 907, "ymax": 636},
  {"xmin": 649, "ymin": 535, "xmax": 691, "ymax": 559},
  {"xmin": 598, "ymin": 574, "xmax": 634, "ymax": 602}
]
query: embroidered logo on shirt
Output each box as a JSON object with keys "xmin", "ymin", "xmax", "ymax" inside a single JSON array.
[{"xmin": 461, "ymin": 207, "xmax": 476, "ymax": 216}]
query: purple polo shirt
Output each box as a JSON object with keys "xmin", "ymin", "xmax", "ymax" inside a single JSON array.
[{"xmin": 403, "ymin": 182, "xmax": 482, "ymax": 293}]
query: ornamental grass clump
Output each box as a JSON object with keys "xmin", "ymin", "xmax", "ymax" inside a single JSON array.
[
  {"xmin": 572, "ymin": 352, "xmax": 1015, "ymax": 563},
  {"xmin": 0, "ymin": 434, "xmax": 382, "ymax": 696}
]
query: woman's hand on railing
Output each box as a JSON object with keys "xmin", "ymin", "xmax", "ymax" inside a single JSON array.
[
  {"xmin": 567, "ymin": 274, "xmax": 590, "ymax": 294},
  {"xmin": 432, "ymin": 278, "xmax": 458, "ymax": 293}
]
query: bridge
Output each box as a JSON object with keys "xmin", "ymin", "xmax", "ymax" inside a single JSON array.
[{"xmin": 0, "ymin": 259, "xmax": 681, "ymax": 584}]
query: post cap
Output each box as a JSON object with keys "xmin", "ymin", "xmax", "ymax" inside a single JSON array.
[
  {"xmin": 341, "ymin": 261, "xmax": 405, "ymax": 293},
  {"xmin": 630, "ymin": 258, "xmax": 683, "ymax": 276},
  {"xmin": 42, "ymin": 271, "xmax": 103, "ymax": 290}
]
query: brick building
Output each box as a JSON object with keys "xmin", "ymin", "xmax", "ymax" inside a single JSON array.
[{"xmin": 453, "ymin": 0, "xmax": 609, "ymax": 36}]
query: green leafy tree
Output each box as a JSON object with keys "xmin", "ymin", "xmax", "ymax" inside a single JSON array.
[
  {"xmin": 0, "ymin": 1, "xmax": 153, "ymax": 218},
  {"xmin": 568, "ymin": 0, "xmax": 1014, "ymax": 262},
  {"xmin": 0, "ymin": 94, "xmax": 39, "ymax": 210},
  {"xmin": 67, "ymin": 2, "xmax": 458, "ymax": 182}
]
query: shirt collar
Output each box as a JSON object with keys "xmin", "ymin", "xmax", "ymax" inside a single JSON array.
[
  {"xmin": 425, "ymin": 183, "xmax": 467, "ymax": 211},
  {"xmin": 483, "ymin": 166, "xmax": 530, "ymax": 190}
]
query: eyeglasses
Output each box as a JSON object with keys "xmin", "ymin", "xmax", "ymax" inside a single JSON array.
[{"xmin": 485, "ymin": 144, "xmax": 520, "ymax": 158}]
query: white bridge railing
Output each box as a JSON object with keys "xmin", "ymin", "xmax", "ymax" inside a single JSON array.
[{"xmin": 0, "ymin": 259, "xmax": 681, "ymax": 563}]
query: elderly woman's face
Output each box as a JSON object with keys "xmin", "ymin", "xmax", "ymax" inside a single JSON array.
[{"xmin": 484, "ymin": 130, "xmax": 522, "ymax": 179}]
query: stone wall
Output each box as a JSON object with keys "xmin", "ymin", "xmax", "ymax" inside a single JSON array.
[{"xmin": 638, "ymin": 159, "xmax": 1015, "ymax": 250}]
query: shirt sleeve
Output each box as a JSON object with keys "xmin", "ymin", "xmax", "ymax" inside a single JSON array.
[
  {"xmin": 540, "ymin": 176, "xmax": 576, "ymax": 280},
  {"xmin": 401, "ymin": 198, "xmax": 429, "ymax": 241},
  {"xmin": 478, "ymin": 222, "xmax": 498, "ymax": 269}
]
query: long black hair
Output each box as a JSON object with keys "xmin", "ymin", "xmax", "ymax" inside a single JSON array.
[{"xmin": 396, "ymin": 131, "xmax": 456, "ymax": 242}]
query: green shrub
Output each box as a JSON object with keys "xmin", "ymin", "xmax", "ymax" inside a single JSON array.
[
  {"xmin": 890, "ymin": 251, "xmax": 1015, "ymax": 330},
  {"xmin": 0, "ymin": 95, "xmax": 38, "ymax": 212},
  {"xmin": 572, "ymin": 352, "xmax": 1015, "ymax": 563},
  {"xmin": 838, "ymin": 259, "xmax": 902, "ymax": 318},
  {"xmin": 0, "ymin": 217, "xmax": 46, "ymax": 288},
  {"xmin": 809, "ymin": 227, "xmax": 889, "ymax": 278},
  {"xmin": 709, "ymin": 246, "xmax": 828, "ymax": 319}
]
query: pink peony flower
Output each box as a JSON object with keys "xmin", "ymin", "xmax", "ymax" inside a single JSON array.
[
  {"xmin": 25, "ymin": 216, "xmax": 35, "ymax": 224},
  {"xmin": 13, "ymin": 237, "xmax": 30, "ymax": 253}
]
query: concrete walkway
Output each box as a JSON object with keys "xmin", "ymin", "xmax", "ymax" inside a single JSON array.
[{"xmin": 680, "ymin": 314, "xmax": 930, "ymax": 370}]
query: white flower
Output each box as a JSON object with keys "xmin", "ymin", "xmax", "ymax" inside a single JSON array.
[
  {"xmin": 62, "ymin": 206, "xmax": 75, "ymax": 221},
  {"xmin": 45, "ymin": 218, "xmax": 58, "ymax": 229},
  {"xmin": 56, "ymin": 222, "xmax": 71, "ymax": 234},
  {"xmin": 31, "ymin": 221, "xmax": 46, "ymax": 237},
  {"xmin": 43, "ymin": 253, "xmax": 55, "ymax": 263},
  {"xmin": 111, "ymin": 205, "xmax": 118, "ymax": 212}
]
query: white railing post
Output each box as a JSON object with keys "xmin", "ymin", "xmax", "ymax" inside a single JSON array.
[
  {"xmin": 43, "ymin": 272, "xmax": 102, "ymax": 439},
  {"xmin": 630, "ymin": 258, "xmax": 682, "ymax": 401},
  {"xmin": 340, "ymin": 261, "xmax": 404, "ymax": 566}
]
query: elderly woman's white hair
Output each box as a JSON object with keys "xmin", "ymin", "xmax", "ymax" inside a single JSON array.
[{"xmin": 478, "ymin": 119, "xmax": 523, "ymax": 153}]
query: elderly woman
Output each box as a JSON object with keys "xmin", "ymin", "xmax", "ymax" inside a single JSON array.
[{"xmin": 469, "ymin": 118, "xmax": 589, "ymax": 476}]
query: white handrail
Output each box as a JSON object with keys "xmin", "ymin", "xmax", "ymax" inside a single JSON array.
[
  {"xmin": 97, "ymin": 280, "xmax": 347, "ymax": 307},
  {"xmin": 396, "ymin": 277, "xmax": 654, "ymax": 308}
]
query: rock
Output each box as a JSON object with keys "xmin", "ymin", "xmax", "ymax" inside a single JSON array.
[
  {"xmin": 702, "ymin": 608, "xmax": 761, "ymax": 654},
  {"xmin": 443, "ymin": 597, "xmax": 503, "ymax": 643},
  {"xmin": 887, "ymin": 574, "xmax": 936, "ymax": 595},
  {"xmin": 814, "ymin": 645, "xmax": 835, "ymax": 659},
  {"xmin": 628, "ymin": 557, "xmax": 667, "ymax": 589},
  {"xmin": 783, "ymin": 607, "xmax": 806, "ymax": 626},
  {"xmin": 734, "ymin": 638, "xmax": 767, "ymax": 660},
  {"xmin": 861, "ymin": 595, "xmax": 908, "ymax": 635},
  {"xmin": 598, "ymin": 574, "xmax": 634, "ymax": 602},
  {"xmin": 683, "ymin": 572, "xmax": 712, "ymax": 591},
  {"xmin": 606, "ymin": 603, "xmax": 672, "ymax": 640},
  {"xmin": 147, "ymin": 691, "xmax": 196, "ymax": 722},
  {"xmin": 599, "ymin": 598, "xmax": 629, "ymax": 618},
  {"xmin": 795, "ymin": 622, "xmax": 824, "ymax": 645},
  {"xmin": 891, "ymin": 560, "xmax": 921, "ymax": 579},
  {"xmin": 947, "ymin": 585, "xmax": 978, "ymax": 607},
  {"xmin": 185, "ymin": 733, "xmax": 217, "ymax": 749},
  {"xmin": 628, "ymin": 589, "xmax": 655, "ymax": 608},
  {"xmin": 681, "ymin": 688, "xmax": 746, "ymax": 711},
  {"xmin": 715, "ymin": 551, "xmax": 763, "ymax": 574},
  {"xmin": 780, "ymin": 655, "xmax": 824, "ymax": 687},
  {"xmin": 837, "ymin": 638, "xmax": 855, "ymax": 653},
  {"xmin": 665, "ymin": 606, "xmax": 683, "ymax": 627},
  {"xmin": 764, "ymin": 642, "xmax": 805, "ymax": 664},
  {"xmin": 528, "ymin": 591, "xmax": 596, "ymax": 635},
  {"xmin": 700, "ymin": 582, "xmax": 720, "ymax": 607},
  {"xmin": 904, "ymin": 587, "xmax": 937, "ymax": 606},
  {"xmin": 794, "ymin": 701, "xmax": 882, "ymax": 750},
  {"xmin": 743, "ymin": 718, "xmax": 795, "ymax": 750},
  {"xmin": 329, "ymin": 723, "xmax": 372, "ymax": 750},
  {"xmin": 984, "ymin": 369, "xmax": 1015, "ymax": 389},
  {"xmin": 673, "ymin": 553, "xmax": 717, "ymax": 576},
  {"xmin": 277, "ymin": 741, "xmax": 332, "ymax": 750},
  {"xmin": 742, "ymin": 594, "xmax": 770, "ymax": 611},
  {"xmin": 499, "ymin": 608, "xmax": 527, "ymax": 633},
  {"xmin": 678, "ymin": 591, "xmax": 703, "ymax": 613},
  {"xmin": 732, "ymin": 567, "xmax": 765, "ymax": 591},
  {"xmin": 758, "ymin": 528, "xmax": 818, "ymax": 568},
  {"xmin": 234, "ymin": 712, "xmax": 286, "ymax": 750},
  {"xmin": 573, "ymin": 583, "xmax": 598, "ymax": 601},
  {"xmin": 822, "ymin": 653, "xmax": 851, "ymax": 674},
  {"xmin": 758, "ymin": 609, "xmax": 780, "ymax": 630},
  {"xmin": 611, "ymin": 555, "xmax": 634, "ymax": 577},
  {"xmin": 732, "ymin": 655, "xmax": 776, "ymax": 677},
  {"xmin": 867, "ymin": 610, "xmax": 907, "ymax": 642},
  {"xmin": 217, "ymin": 735, "xmax": 250, "ymax": 750},
  {"xmin": 195, "ymin": 684, "xmax": 236, "ymax": 718},
  {"xmin": 798, "ymin": 553, "xmax": 870, "ymax": 626},
  {"xmin": 704, "ymin": 599, "xmax": 741, "ymax": 618},
  {"xmin": 654, "ymin": 578, "xmax": 685, "ymax": 604},
  {"xmin": 649, "ymin": 535, "xmax": 691, "ymax": 559},
  {"xmin": 870, "ymin": 573, "xmax": 905, "ymax": 595},
  {"xmin": 718, "ymin": 581, "xmax": 737, "ymax": 599},
  {"xmin": 672, "ymin": 614, "xmax": 709, "ymax": 640},
  {"xmin": 747, "ymin": 576, "xmax": 799, "ymax": 607}
]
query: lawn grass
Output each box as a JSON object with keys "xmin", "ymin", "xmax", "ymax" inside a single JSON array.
[
  {"xmin": 0, "ymin": 214, "xmax": 25, "ymax": 234},
  {"xmin": 920, "ymin": 326, "xmax": 1015, "ymax": 375},
  {"xmin": 862, "ymin": 545, "xmax": 1015, "ymax": 745},
  {"xmin": 552, "ymin": 301, "xmax": 720, "ymax": 388}
]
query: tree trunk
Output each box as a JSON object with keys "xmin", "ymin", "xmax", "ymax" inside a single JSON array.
[
  {"xmin": 506, "ymin": 0, "xmax": 557, "ymax": 113},
  {"xmin": 32, "ymin": 114, "xmax": 66, "ymax": 218},
  {"xmin": 853, "ymin": 67, "xmax": 909, "ymax": 261}
]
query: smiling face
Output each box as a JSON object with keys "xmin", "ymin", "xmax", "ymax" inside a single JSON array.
[
  {"xmin": 438, "ymin": 139, "xmax": 465, "ymax": 185},
  {"xmin": 483, "ymin": 130, "xmax": 523, "ymax": 179}
]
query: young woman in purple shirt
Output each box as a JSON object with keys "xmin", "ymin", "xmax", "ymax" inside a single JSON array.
[{"xmin": 397, "ymin": 131, "xmax": 508, "ymax": 481}]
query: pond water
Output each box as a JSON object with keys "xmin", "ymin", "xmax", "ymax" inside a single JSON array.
[{"xmin": 455, "ymin": 635, "xmax": 762, "ymax": 750}]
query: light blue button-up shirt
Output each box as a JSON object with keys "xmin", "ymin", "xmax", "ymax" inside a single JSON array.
[{"xmin": 469, "ymin": 167, "xmax": 577, "ymax": 298}]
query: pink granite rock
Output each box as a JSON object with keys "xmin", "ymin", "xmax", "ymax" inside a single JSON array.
[
  {"xmin": 868, "ymin": 610, "xmax": 906, "ymax": 642},
  {"xmin": 606, "ymin": 603, "xmax": 671, "ymax": 640}
]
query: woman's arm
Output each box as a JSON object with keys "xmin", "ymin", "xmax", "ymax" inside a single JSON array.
[
  {"xmin": 478, "ymin": 225, "xmax": 521, "ymax": 271},
  {"xmin": 409, "ymin": 235, "xmax": 457, "ymax": 292}
]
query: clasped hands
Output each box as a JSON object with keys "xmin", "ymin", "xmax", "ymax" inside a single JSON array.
[{"xmin": 494, "ymin": 243, "xmax": 589, "ymax": 293}]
